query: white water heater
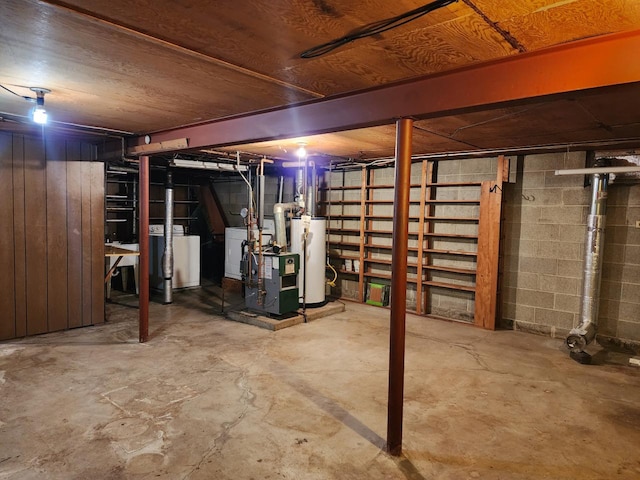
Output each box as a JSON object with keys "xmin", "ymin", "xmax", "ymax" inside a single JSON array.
[{"xmin": 290, "ymin": 217, "xmax": 326, "ymax": 306}]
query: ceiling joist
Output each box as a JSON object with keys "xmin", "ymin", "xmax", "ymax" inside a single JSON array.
[{"xmin": 128, "ymin": 29, "xmax": 640, "ymax": 156}]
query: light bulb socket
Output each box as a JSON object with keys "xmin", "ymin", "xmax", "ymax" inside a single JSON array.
[{"xmin": 29, "ymin": 88, "xmax": 50, "ymax": 125}]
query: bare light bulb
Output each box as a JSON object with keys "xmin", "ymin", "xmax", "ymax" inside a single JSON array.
[
  {"xmin": 30, "ymin": 87, "xmax": 50, "ymax": 125},
  {"xmin": 33, "ymin": 106, "xmax": 47, "ymax": 124},
  {"xmin": 296, "ymin": 145, "xmax": 307, "ymax": 159}
]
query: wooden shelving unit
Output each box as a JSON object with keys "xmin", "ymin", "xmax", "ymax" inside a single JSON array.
[
  {"xmin": 105, "ymin": 166, "xmax": 138, "ymax": 242},
  {"xmin": 321, "ymin": 156, "xmax": 508, "ymax": 329}
]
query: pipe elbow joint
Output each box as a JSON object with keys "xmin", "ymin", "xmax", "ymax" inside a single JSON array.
[{"xmin": 566, "ymin": 324, "xmax": 596, "ymax": 352}]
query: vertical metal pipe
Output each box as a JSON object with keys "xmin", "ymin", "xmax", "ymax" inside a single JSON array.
[
  {"xmin": 162, "ymin": 170, "xmax": 174, "ymax": 304},
  {"xmin": 138, "ymin": 156, "xmax": 150, "ymax": 343},
  {"xmin": 277, "ymin": 175, "xmax": 284, "ymax": 204},
  {"xmin": 258, "ymin": 173, "xmax": 265, "ymax": 230},
  {"xmin": 566, "ymin": 170, "xmax": 609, "ymax": 352},
  {"xmin": 309, "ymin": 162, "xmax": 317, "ymax": 217},
  {"xmin": 387, "ymin": 118, "xmax": 413, "ymax": 456}
]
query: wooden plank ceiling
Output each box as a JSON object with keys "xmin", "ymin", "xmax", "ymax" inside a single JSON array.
[{"xmin": 1, "ymin": 0, "xmax": 640, "ymax": 159}]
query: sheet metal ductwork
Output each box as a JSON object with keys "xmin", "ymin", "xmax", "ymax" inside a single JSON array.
[
  {"xmin": 566, "ymin": 161, "xmax": 610, "ymax": 353},
  {"xmin": 162, "ymin": 170, "xmax": 174, "ymax": 304}
]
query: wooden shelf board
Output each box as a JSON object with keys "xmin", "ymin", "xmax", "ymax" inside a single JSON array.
[
  {"xmin": 425, "ymin": 248, "xmax": 477, "ymax": 257},
  {"xmin": 424, "ymin": 281, "xmax": 476, "ymax": 292},
  {"xmin": 424, "ymin": 199, "xmax": 480, "ymax": 204},
  {"xmin": 328, "ymin": 241, "xmax": 361, "ymax": 248},
  {"xmin": 424, "ymin": 232, "xmax": 478, "ymax": 239},
  {"xmin": 424, "ymin": 216, "xmax": 479, "ymax": 222},
  {"xmin": 428, "ymin": 182, "xmax": 482, "ymax": 187},
  {"xmin": 426, "ymin": 265, "xmax": 477, "ymax": 275}
]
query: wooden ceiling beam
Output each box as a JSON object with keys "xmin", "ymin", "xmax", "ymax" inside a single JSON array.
[{"xmin": 128, "ymin": 29, "xmax": 640, "ymax": 155}]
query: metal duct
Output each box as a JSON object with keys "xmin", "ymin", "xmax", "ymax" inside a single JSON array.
[
  {"xmin": 277, "ymin": 175, "xmax": 284, "ymax": 204},
  {"xmin": 308, "ymin": 162, "xmax": 317, "ymax": 217},
  {"xmin": 566, "ymin": 165, "xmax": 609, "ymax": 352},
  {"xmin": 258, "ymin": 173, "xmax": 265, "ymax": 230},
  {"xmin": 273, "ymin": 202, "xmax": 298, "ymax": 250},
  {"xmin": 162, "ymin": 170, "xmax": 174, "ymax": 304}
]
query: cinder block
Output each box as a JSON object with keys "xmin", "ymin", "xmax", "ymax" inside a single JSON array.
[
  {"xmin": 502, "ymin": 302, "xmax": 535, "ymax": 322},
  {"xmin": 538, "ymin": 206, "xmax": 587, "ymax": 225},
  {"xmin": 628, "ymin": 185, "xmax": 640, "ymax": 205},
  {"xmin": 522, "ymin": 153, "xmax": 563, "ymax": 172},
  {"xmin": 519, "ymin": 188, "xmax": 563, "ymax": 206},
  {"xmin": 562, "ymin": 189, "xmax": 590, "ymax": 206},
  {"xmin": 436, "ymin": 160, "xmax": 460, "ymax": 176},
  {"xmin": 616, "ymin": 321, "xmax": 640, "ymax": 341},
  {"xmin": 563, "ymin": 151, "xmax": 587, "ymax": 169},
  {"xmin": 534, "ymin": 308, "xmax": 575, "ymax": 329},
  {"xmin": 604, "ymin": 243, "xmax": 626, "ymax": 264},
  {"xmin": 625, "ymin": 245, "xmax": 640, "ymax": 265},
  {"xmin": 522, "ymin": 172, "xmax": 546, "ymax": 188},
  {"xmin": 503, "ymin": 271, "xmax": 539, "ymax": 290},
  {"xmin": 622, "ymin": 282, "xmax": 640, "ymax": 301},
  {"xmin": 557, "ymin": 225, "xmax": 586, "ymax": 243},
  {"xmin": 519, "ymin": 256, "xmax": 557, "ymax": 275},
  {"xmin": 536, "ymin": 241, "xmax": 583, "ymax": 260},
  {"xmin": 518, "ymin": 205, "xmax": 541, "ymax": 223},
  {"xmin": 603, "ymin": 263, "xmax": 640, "ymax": 284},
  {"xmin": 545, "ymin": 171, "xmax": 583, "ymax": 188},
  {"xmin": 462, "ymin": 158, "xmax": 493, "ymax": 174},
  {"xmin": 539, "ymin": 275, "xmax": 579, "ymax": 295},
  {"xmin": 596, "ymin": 311, "xmax": 617, "ymax": 337},
  {"xmin": 600, "ymin": 280, "xmax": 623, "ymax": 301},
  {"xmin": 616, "ymin": 301, "xmax": 640, "ymax": 322},
  {"xmin": 558, "ymin": 259, "xmax": 583, "ymax": 278},
  {"xmin": 458, "ymin": 173, "xmax": 495, "ymax": 182},
  {"xmin": 520, "ymin": 223, "xmax": 559, "ymax": 241},
  {"xmin": 554, "ymin": 294, "xmax": 580, "ymax": 313},
  {"xmin": 515, "ymin": 288, "xmax": 555, "ymax": 308},
  {"xmin": 607, "ymin": 225, "xmax": 640, "ymax": 245},
  {"xmin": 505, "ymin": 239, "xmax": 538, "ymax": 257},
  {"xmin": 604, "ymin": 206, "xmax": 628, "ymax": 226}
]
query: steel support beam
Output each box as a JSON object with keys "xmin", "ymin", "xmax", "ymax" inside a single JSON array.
[
  {"xmin": 129, "ymin": 30, "xmax": 640, "ymax": 154},
  {"xmin": 387, "ymin": 118, "xmax": 413, "ymax": 456},
  {"xmin": 139, "ymin": 155, "xmax": 150, "ymax": 343}
]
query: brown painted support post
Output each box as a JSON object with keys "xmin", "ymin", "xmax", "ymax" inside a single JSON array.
[
  {"xmin": 387, "ymin": 118, "xmax": 413, "ymax": 456},
  {"xmin": 139, "ymin": 155, "xmax": 150, "ymax": 343},
  {"xmin": 474, "ymin": 155, "xmax": 507, "ymax": 330}
]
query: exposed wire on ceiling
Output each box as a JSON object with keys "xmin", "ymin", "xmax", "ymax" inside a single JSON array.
[
  {"xmin": 299, "ymin": 0, "xmax": 458, "ymax": 58},
  {"xmin": 0, "ymin": 84, "xmax": 35, "ymax": 102}
]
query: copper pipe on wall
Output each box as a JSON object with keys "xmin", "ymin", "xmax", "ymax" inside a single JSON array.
[
  {"xmin": 387, "ymin": 118, "xmax": 413, "ymax": 456},
  {"xmin": 139, "ymin": 155, "xmax": 150, "ymax": 343}
]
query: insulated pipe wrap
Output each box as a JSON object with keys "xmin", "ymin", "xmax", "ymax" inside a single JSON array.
[
  {"xmin": 566, "ymin": 172, "xmax": 608, "ymax": 351},
  {"xmin": 162, "ymin": 171, "xmax": 174, "ymax": 304},
  {"xmin": 273, "ymin": 202, "xmax": 298, "ymax": 249}
]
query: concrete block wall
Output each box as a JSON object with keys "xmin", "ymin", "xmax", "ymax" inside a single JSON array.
[
  {"xmin": 502, "ymin": 151, "xmax": 640, "ymax": 343},
  {"xmin": 212, "ymin": 174, "xmax": 295, "ymax": 227}
]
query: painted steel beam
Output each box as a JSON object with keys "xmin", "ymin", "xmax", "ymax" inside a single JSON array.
[
  {"xmin": 128, "ymin": 30, "xmax": 640, "ymax": 154},
  {"xmin": 139, "ymin": 155, "xmax": 150, "ymax": 343},
  {"xmin": 387, "ymin": 118, "xmax": 412, "ymax": 456}
]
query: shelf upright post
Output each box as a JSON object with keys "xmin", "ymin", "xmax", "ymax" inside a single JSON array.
[
  {"xmin": 358, "ymin": 166, "xmax": 367, "ymax": 302},
  {"xmin": 415, "ymin": 161, "xmax": 428, "ymax": 315}
]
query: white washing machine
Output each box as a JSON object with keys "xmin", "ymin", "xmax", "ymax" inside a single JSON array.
[{"xmin": 149, "ymin": 225, "xmax": 200, "ymax": 289}]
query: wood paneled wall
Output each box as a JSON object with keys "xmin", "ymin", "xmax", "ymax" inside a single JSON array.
[{"xmin": 0, "ymin": 132, "xmax": 104, "ymax": 340}]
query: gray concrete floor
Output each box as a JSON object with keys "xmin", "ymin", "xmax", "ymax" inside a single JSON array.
[{"xmin": 1, "ymin": 287, "xmax": 639, "ymax": 479}]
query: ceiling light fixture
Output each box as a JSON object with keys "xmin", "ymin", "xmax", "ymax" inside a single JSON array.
[
  {"xmin": 296, "ymin": 144, "xmax": 307, "ymax": 159},
  {"xmin": 30, "ymin": 87, "xmax": 50, "ymax": 125}
]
